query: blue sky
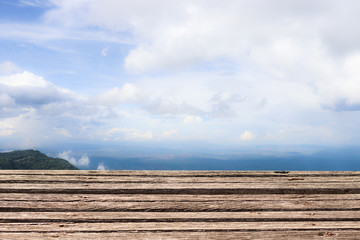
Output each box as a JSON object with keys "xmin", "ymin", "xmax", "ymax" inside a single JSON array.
[{"xmin": 1, "ymin": 0, "xmax": 360, "ymax": 168}]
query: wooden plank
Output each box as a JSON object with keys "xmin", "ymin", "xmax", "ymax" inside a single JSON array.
[
  {"xmin": 1, "ymin": 181, "xmax": 360, "ymax": 189},
  {"xmin": 1, "ymin": 183, "xmax": 360, "ymax": 195},
  {"xmin": 1, "ymin": 170, "xmax": 360, "ymax": 177},
  {"xmin": 1, "ymin": 231, "xmax": 360, "ymax": 240},
  {"xmin": 1, "ymin": 221, "xmax": 360, "ymax": 232},
  {"xmin": 1, "ymin": 211, "xmax": 360, "ymax": 222},
  {"xmin": 1, "ymin": 170, "xmax": 359, "ymax": 178},
  {"xmin": 1, "ymin": 175, "xmax": 359, "ymax": 184},
  {"xmin": 1, "ymin": 198, "xmax": 359, "ymax": 212},
  {"xmin": 1, "ymin": 193, "xmax": 360, "ymax": 202}
]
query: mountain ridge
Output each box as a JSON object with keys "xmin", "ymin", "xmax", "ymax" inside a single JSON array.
[{"xmin": 0, "ymin": 149, "xmax": 78, "ymax": 170}]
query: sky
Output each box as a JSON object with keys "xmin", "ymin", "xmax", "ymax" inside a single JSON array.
[{"xmin": 1, "ymin": 0, "xmax": 360, "ymax": 168}]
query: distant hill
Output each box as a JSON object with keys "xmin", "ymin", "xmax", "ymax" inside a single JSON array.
[{"xmin": 0, "ymin": 150, "xmax": 78, "ymax": 170}]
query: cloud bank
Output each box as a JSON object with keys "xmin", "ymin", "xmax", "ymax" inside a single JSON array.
[{"xmin": 2, "ymin": 1, "xmax": 360, "ymax": 149}]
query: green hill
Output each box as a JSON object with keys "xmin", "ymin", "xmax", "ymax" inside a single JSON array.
[{"xmin": 0, "ymin": 150, "xmax": 78, "ymax": 170}]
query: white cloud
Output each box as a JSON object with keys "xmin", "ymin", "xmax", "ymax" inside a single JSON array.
[
  {"xmin": 144, "ymin": 98, "xmax": 203, "ymax": 116},
  {"xmin": 0, "ymin": 71, "xmax": 49, "ymax": 87},
  {"xmin": 0, "ymin": 21, "xmax": 133, "ymax": 46},
  {"xmin": 0, "ymin": 110, "xmax": 36, "ymax": 138},
  {"xmin": 0, "ymin": 120, "xmax": 15, "ymax": 136},
  {"xmin": 0, "ymin": 61, "xmax": 20, "ymax": 75},
  {"xmin": 340, "ymin": 53, "xmax": 360, "ymax": 105},
  {"xmin": 0, "ymin": 71, "xmax": 75, "ymax": 108},
  {"xmin": 3, "ymin": 1, "xmax": 360, "ymax": 147},
  {"xmin": 184, "ymin": 115, "xmax": 202, "ymax": 124},
  {"xmin": 42, "ymin": 0, "xmax": 360, "ymax": 111},
  {"xmin": 0, "ymin": 94, "xmax": 15, "ymax": 107},
  {"xmin": 42, "ymin": 1, "xmax": 243, "ymax": 72},
  {"xmin": 78, "ymin": 154, "xmax": 90, "ymax": 166},
  {"xmin": 107, "ymin": 127, "xmax": 153, "ymax": 141},
  {"xmin": 162, "ymin": 129, "xmax": 177, "ymax": 136},
  {"xmin": 55, "ymin": 128, "xmax": 72, "ymax": 137},
  {"xmin": 57, "ymin": 151, "xmax": 90, "ymax": 167},
  {"xmin": 101, "ymin": 47, "xmax": 109, "ymax": 56},
  {"xmin": 19, "ymin": 0, "xmax": 53, "ymax": 8},
  {"xmin": 58, "ymin": 150, "xmax": 77, "ymax": 165},
  {"xmin": 97, "ymin": 163, "xmax": 106, "ymax": 170},
  {"xmin": 94, "ymin": 83, "xmax": 146, "ymax": 106},
  {"xmin": 240, "ymin": 131, "xmax": 255, "ymax": 141}
]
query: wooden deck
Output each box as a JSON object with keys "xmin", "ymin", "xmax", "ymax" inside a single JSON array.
[{"xmin": 0, "ymin": 170, "xmax": 360, "ymax": 239}]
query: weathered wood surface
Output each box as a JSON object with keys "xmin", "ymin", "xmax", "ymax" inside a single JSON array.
[{"xmin": 0, "ymin": 171, "xmax": 359, "ymax": 239}]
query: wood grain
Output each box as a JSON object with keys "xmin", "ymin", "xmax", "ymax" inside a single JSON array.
[{"xmin": 0, "ymin": 170, "xmax": 359, "ymax": 239}]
